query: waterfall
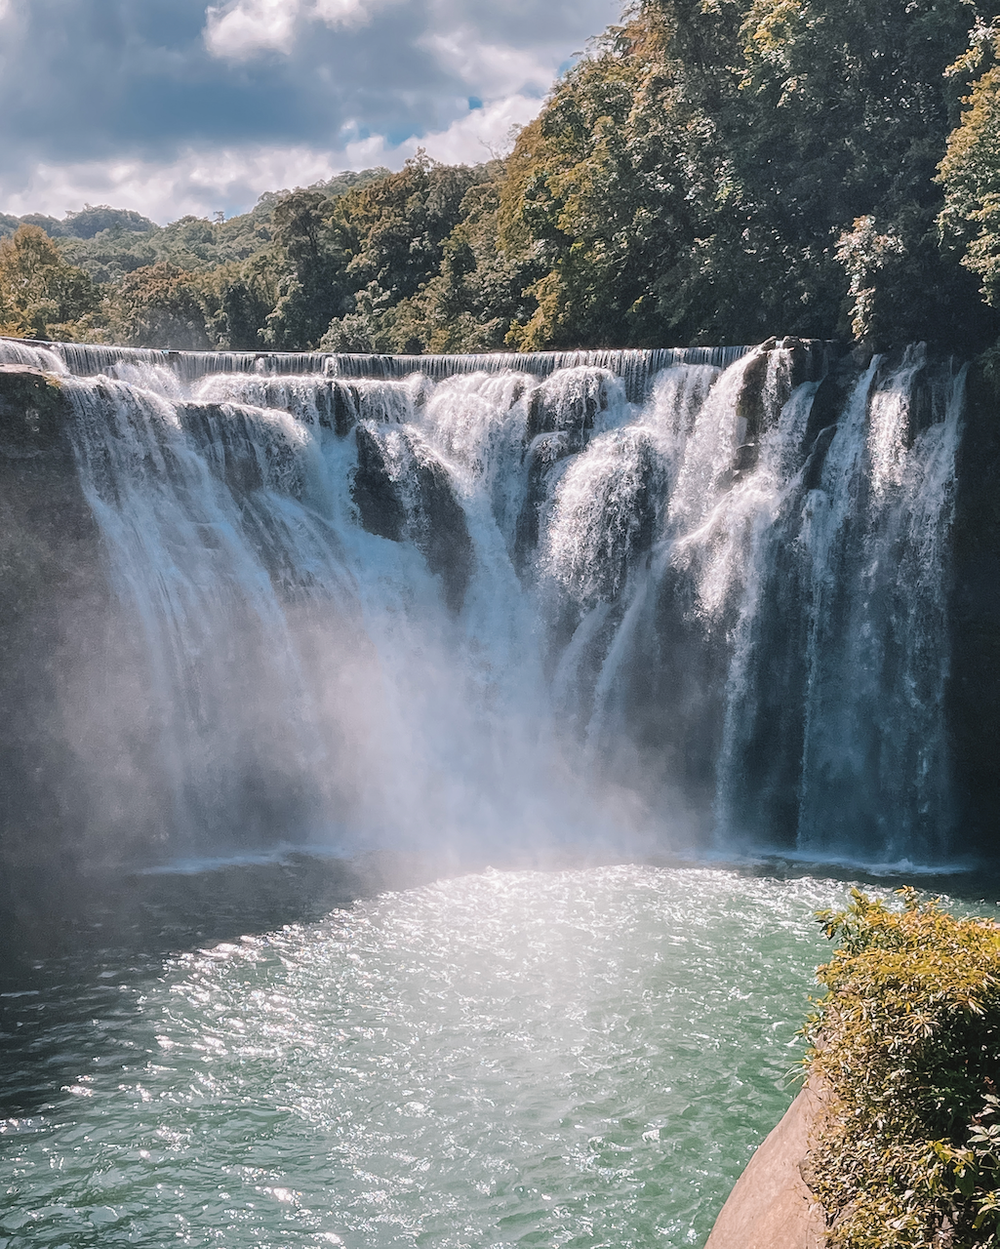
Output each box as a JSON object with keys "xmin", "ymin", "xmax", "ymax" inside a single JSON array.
[{"xmin": 0, "ymin": 335, "xmax": 966, "ymax": 868}]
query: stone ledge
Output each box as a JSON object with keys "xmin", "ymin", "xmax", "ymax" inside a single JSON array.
[{"xmin": 705, "ymin": 1079, "xmax": 829, "ymax": 1249}]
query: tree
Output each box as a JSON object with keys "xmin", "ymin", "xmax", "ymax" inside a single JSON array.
[
  {"xmin": 262, "ymin": 190, "xmax": 349, "ymax": 349},
  {"xmin": 197, "ymin": 257, "xmax": 276, "ymax": 350},
  {"xmin": 0, "ymin": 225, "xmax": 99, "ymax": 340},
  {"xmin": 321, "ymin": 156, "xmax": 496, "ymax": 353},
  {"xmin": 735, "ymin": 0, "xmax": 995, "ymax": 347},
  {"xmin": 336, "ymin": 155, "xmax": 485, "ymax": 304},
  {"xmin": 497, "ymin": 0, "xmax": 996, "ymax": 350},
  {"xmin": 939, "ymin": 22, "xmax": 1000, "ymax": 315},
  {"xmin": 420, "ymin": 174, "xmax": 536, "ymax": 353},
  {"xmin": 111, "ymin": 262, "xmax": 210, "ymax": 349},
  {"xmin": 499, "ymin": 17, "xmax": 703, "ymax": 349},
  {"xmin": 62, "ymin": 205, "xmax": 155, "ymax": 238}
]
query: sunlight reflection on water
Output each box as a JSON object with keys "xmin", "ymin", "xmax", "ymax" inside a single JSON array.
[{"xmin": 1, "ymin": 865, "xmax": 859, "ymax": 1248}]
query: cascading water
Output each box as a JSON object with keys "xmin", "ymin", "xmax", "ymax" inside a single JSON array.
[
  {"xmin": 0, "ymin": 333, "xmax": 981, "ymax": 1249},
  {"xmin": 0, "ymin": 335, "xmax": 967, "ymax": 870}
]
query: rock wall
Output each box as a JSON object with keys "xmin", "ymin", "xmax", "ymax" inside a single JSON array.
[
  {"xmin": 0, "ymin": 366, "xmax": 119, "ymax": 942},
  {"xmin": 0, "ymin": 346, "xmax": 999, "ymax": 930},
  {"xmin": 705, "ymin": 1080, "xmax": 829, "ymax": 1249},
  {"xmin": 948, "ymin": 360, "xmax": 1000, "ymax": 860}
]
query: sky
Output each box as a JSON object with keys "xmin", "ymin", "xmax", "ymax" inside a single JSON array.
[{"xmin": 0, "ymin": 0, "xmax": 622, "ymax": 225}]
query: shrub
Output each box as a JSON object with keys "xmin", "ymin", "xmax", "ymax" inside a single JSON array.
[{"xmin": 805, "ymin": 889, "xmax": 1000, "ymax": 1248}]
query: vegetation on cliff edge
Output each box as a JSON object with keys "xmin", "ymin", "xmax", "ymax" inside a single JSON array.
[{"xmin": 806, "ymin": 889, "xmax": 1000, "ymax": 1248}]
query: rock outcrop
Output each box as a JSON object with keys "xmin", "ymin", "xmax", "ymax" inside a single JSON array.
[
  {"xmin": 948, "ymin": 360, "xmax": 1000, "ymax": 860},
  {"xmin": 352, "ymin": 422, "xmax": 474, "ymax": 612},
  {"xmin": 0, "ymin": 367, "xmax": 116, "ymax": 938},
  {"xmin": 705, "ymin": 1079, "xmax": 829, "ymax": 1249}
]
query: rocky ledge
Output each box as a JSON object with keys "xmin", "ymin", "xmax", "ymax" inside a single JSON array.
[{"xmin": 705, "ymin": 1078, "xmax": 829, "ymax": 1249}]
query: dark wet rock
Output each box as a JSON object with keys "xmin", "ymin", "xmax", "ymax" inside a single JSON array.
[
  {"xmin": 512, "ymin": 370, "xmax": 621, "ymax": 567},
  {"xmin": 871, "ymin": 349, "xmax": 957, "ymax": 445},
  {"xmin": 803, "ymin": 354, "xmax": 864, "ymax": 446},
  {"xmin": 514, "ymin": 431, "xmax": 574, "ymax": 571},
  {"xmin": 525, "ymin": 370, "xmax": 611, "ymax": 449},
  {"xmin": 0, "ymin": 367, "xmax": 125, "ymax": 888},
  {"xmin": 729, "ymin": 339, "xmax": 836, "ymax": 476},
  {"xmin": 408, "ymin": 448, "xmax": 474, "ymax": 615},
  {"xmin": 563, "ymin": 430, "xmax": 664, "ymax": 608},
  {"xmin": 733, "ymin": 352, "xmax": 772, "ymax": 474},
  {"xmin": 800, "ymin": 425, "xmax": 839, "ymax": 493},
  {"xmin": 351, "ymin": 423, "xmax": 473, "ymax": 611},
  {"xmin": 0, "ymin": 365, "xmax": 73, "ymax": 459},
  {"xmin": 181, "ymin": 402, "xmax": 266, "ymax": 495},
  {"xmin": 947, "ymin": 360, "xmax": 1000, "ymax": 858},
  {"xmin": 352, "ymin": 423, "xmax": 406, "ymax": 542},
  {"xmin": 735, "ymin": 340, "xmax": 833, "ymax": 474},
  {"xmin": 328, "ymin": 382, "xmax": 359, "ymax": 437},
  {"xmin": 782, "ymin": 337, "xmax": 834, "ymax": 387},
  {"xmin": 180, "ymin": 401, "xmax": 308, "ymax": 501}
]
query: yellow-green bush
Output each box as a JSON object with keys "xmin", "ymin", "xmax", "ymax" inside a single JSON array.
[{"xmin": 806, "ymin": 889, "xmax": 1000, "ymax": 1247}]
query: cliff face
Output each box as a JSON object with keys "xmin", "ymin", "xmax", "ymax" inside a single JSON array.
[
  {"xmin": 705, "ymin": 1080, "xmax": 829, "ymax": 1249},
  {"xmin": 0, "ymin": 344, "xmax": 997, "ymax": 917},
  {"xmin": 0, "ymin": 367, "xmax": 116, "ymax": 935},
  {"xmin": 948, "ymin": 361, "xmax": 1000, "ymax": 860}
]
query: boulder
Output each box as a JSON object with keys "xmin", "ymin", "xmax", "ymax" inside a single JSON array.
[
  {"xmin": 705, "ymin": 1079, "xmax": 829, "ymax": 1249},
  {"xmin": 351, "ymin": 423, "xmax": 474, "ymax": 612},
  {"xmin": 352, "ymin": 422, "xmax": 406, "ymax": 542}
]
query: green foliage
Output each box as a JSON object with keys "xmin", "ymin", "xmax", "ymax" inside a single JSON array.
[
  {"xmin": 733, "ymin": 0, "xmax": 991, "ymax": 347},
  {"xmin": 62, "ymin": 204, "xmax": 156, "ymax": 239},
  {"xmin": 499, "ymin": 13, "xmax": 718, "ymax": 349},
  {"xmin": 262, "ymin": 190, "xmax": 349, "ymax": 349},
  {"xmin": 8, "ymin": 0, "xmax": 1000, "ymax": 354},
  {"xmin": 322, "ymin": 154, "xmax": 497, "ymax": 353},
  {"xmin": 805, "ymin": 889, "xmax": 1000, "ymax": 1248},
  {"xmin": 939, "ymin": 23, "xmax": 1000, "ymax": 312},
  {"xmin": 198, "ymin": 257, "xmax": 276, "ymax": 351},
  {"xmin": 491, "ymin": 0, "xmax": 999, "ymax": 350},
  {"xmin": 109, "ymin": 262, "xmax": 211, "ymax": 349},
  {"xmin": 420, "ymin": 177, "xmax": 535, "ymax": 353},
  {"xmin": 0, "ymin": 225, "xmax": 100, "ymax": 340}
]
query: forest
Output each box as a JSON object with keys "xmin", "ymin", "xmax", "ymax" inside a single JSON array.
[{"xmin": 5, "ymin": 0, "xmax": 1000, "ymax": 357}]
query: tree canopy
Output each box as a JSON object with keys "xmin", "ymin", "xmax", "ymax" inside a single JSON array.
[
  {"xmin": 0, "ymin": 225, "xmax": 99, "ymax": 340},
  {"xmin": 5, "ymin": 2, "xmax": 1000, "ymax": 353}
]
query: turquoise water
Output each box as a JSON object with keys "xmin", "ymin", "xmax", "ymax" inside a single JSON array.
[{"xmin": 0, "ymin": 866, "xmax": 853, "ymax": 1248}]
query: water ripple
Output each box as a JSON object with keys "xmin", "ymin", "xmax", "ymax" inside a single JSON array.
[{"xmin": 1, "ymin": 866, "xmax": 855, "ymax": 1248}]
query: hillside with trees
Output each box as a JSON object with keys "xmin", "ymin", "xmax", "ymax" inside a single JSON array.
[{"xmin": 5, "ymin": 0, "xmax": 1000, "ymax": 355}]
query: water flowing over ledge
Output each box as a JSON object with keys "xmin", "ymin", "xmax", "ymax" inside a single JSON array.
[
  {"xmin": 1, "ymin": 337, "xmax": 752, "ymax": 399},
  {"xmin": 0, "ymin": 334, "xmax": 985, "ymax": 896}
]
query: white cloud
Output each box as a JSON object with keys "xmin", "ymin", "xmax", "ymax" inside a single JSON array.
[
  {"xmin": 313, "ymin": 0, "xmax": 387, "ymax": 24},
  {"xmin": 204, "ymin": 0, "xmax": 402, "ymax": 59},
  {"xmin": 333, "ymin": 92, "xmax": 538, "ymax": 166},
  {"xmin": 0, "ymin": 145, "xmax": 349, "ymax": 225},
  {"xmin": 0, "ymin": 0, "xmax": 622, "ymax": 223},
  {"xmin": 420, "ymin": 27, "xmax": 553, "ymax": 98},
  {"xmin": 204, "ymin": 0, "xmax": 303, "ymax": 58},
  {"xmin": 0, "ymin": 94, "xmax": 540, "ymax": 225},
  {"xmin": 413, "ymin": 93, "xmax": 539, "ymax": 163}
]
